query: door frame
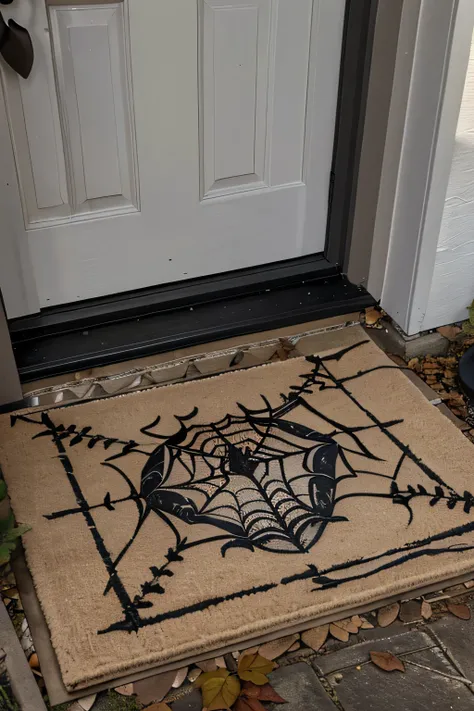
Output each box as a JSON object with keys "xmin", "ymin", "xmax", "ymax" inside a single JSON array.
[
  {"xmin": 2, "ymin": 0, "xmax": 380, "ymax": 391},
  {"xmin": 366, "ymin": 0, "xmax": 474, "ymax": 336}
]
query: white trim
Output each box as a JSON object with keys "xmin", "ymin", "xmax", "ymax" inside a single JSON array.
[{"xmin": 369, "ymin": 0, "xmax": 474, "ymax": 335}]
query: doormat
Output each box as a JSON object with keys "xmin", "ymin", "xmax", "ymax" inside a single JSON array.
[{"xmin": 2, "ymin": 328, "xmax": 474, "ymax": 692}]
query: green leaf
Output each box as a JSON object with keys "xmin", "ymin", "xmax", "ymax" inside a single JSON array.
[
  {"xmin": 8, "ymin": 523, "xmax": 31, "ymax": 539},
  {"xmin": 0, "ymin": 540, "xmax": 17, "ymax": 565},
  {"xmin": 0, "ymin": 480, "xmax": 7, "ymax": 502},
  {"xmin": 0, "ymin": 511, "xmax": 14, "ymax": 534}
]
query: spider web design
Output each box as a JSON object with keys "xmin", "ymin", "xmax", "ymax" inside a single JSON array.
[{"xmin": 11, "ymin": 340, "xmax": 474, "ymax": 635}]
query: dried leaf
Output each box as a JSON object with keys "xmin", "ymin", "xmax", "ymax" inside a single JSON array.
[
  {"xmin": 195, "ymin": 669, "xmax": 231, "ymax": 690},
  {"xmin": 301, "ymin": 624, "xmax": 329, "ymax": 651},
  {"xmin": 447, "ymin": 602, "xmax": 471, "ymax": 620},
  {"xmin": 197, "ymin": 659, "xmax": 218, "ymax": 672},
  {"xmin": 172, "ymin": 667, "xmax": 188, "ymax": 688},
  {"xmin": 437, "ymin": 325, "xmax": 461, "ymax": 341},
  {"xmin": 364, "ymin": 307, "xmax": 384, "ymax": 327},
  {"xmin": 238, "ymin": 654, "xmax": 274, "ymax": 686},
  {"xmin": 114, "ymin": 684, "xmax": 134, "ymax": 696},
  {"xmin": 258, "ymin": 634, "xmax": 299, "ymax": 660},
  {"xmin": 329, "ymin": 623, "xmax": 349, "ymax": 642},
  {"xmin": 200, "ymin": 669, "xmax": 241, "ymax": 711},
  {"xmin": 144, "ymin": 704, "xmax": 172, "ymax": 711},
  {"xmin": 333, "ymin": 618, "xmax": 359, "ymax": 634},
  {"xmin": 134, "ymin": 670, "xmax": 176, "ymax": 705},
  {"xmin": 370, "ymin": 651, "xmax": 405, "ymax": 673},
  {"xmin": 359, "ymin": 617, "xmax": 374, "ymax": 630},
  {"xmin": 215, "ymin": 656, "xmax": 227, "ymax": 669},
  {"xmin": 377, "ymin": 603, "xmax": 400, "ymax": 628},
  {"xmin": 288, "ymin": 641, "xmax": 300, "ymax": 652},
  {"xmin": 234, "ymin": 698, "xmax": 266, "ymax": 711},
  {"xmin": 464, "ymin": 580, "xmax": 474, "ymax": 589},
  {"xmin": 241, "ymin": 681, "xmax": 286, "ymax": 703},
  {"xmin": 187, "ymin": 668, "xmax": 202, "ymax": 683},
  {"xmin": 399, "ymin": 600, "xmax": 422, "ymax": 623},
  {"xmin": 407, "ymin": 358, "xmax": 421, "ymax": 371},
  {"xmin": 351, "ymin": 615, "xmax": 363, "ymax": 629},
  {"xmin": 240, "ymin": 646, "xmax": 259, "ymax": 657},
  {"xmin": 28, "ymin": 653, "xmax": 39, "ymax": 669},
  {"xmin": 421, "ymin": 600, "xmax": 433, "ymax": 620},
  {"xmin": 77, "ymin": 694, "xmax": 97, "ymax": 711}
]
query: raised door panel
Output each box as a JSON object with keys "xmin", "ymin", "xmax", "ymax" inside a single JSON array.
[
  {"xmin": 1, "ymin": 0, "xmax": 138, "ymax": 229},
  {"xmin": 200, "ymin": 0, "xmax": 313, "ymax": 201}
]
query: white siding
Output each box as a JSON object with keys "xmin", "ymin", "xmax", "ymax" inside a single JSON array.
[{"xmin": 423, "ymin": 32, "xmax": 474, "ymax": 330}]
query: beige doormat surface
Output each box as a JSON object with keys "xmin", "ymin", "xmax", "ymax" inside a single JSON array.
[{"xmin": 2, "ymin": 326, "xmax": 474, "ymax": 692}]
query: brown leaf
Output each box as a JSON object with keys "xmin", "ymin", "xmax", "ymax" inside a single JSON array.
[
  {"xmin": 187, "ymin": 668, "xmax": 202, "ymax": 683},
  {"xmin": 258, "ymin": 634, "xmax": 299, "ymax": 660},
  {"xmin": 329, "ymin": 623, "xmax": 349, "ymax": 642},
  {"xmin": 364, "ymin": 307, "xmax": 384, "ymax": 327},
  {"xmin": 333, "ymin": 618, "xmax": 359, "ymax": 634},
  {"xmin": 359, "ymin": 617, "xmax": 374, "ymax": 629},
  {"xmin": 288, "ymin": 641, "xmax": 300, "ymax": 652},
  {"xmin": 351, "ymin": 615, "xmax": 363, "ymax": 630},
  {"xmin": 134, "ymin": 671, "xmax": 176, "ymax": 705},
  {"xmin": 215, "ymin": 657, "xmax": 227, "ymax": 669},
  {"xmin": 238, "ymin": 654, "xmax": 274, "ymax": 686},
  {"xmin": 241, "ymin": 681, "xmax": 286, "ymax": 703},
  {"xmin": 200, "ymin": 669, "xmax": 241, "ymax": 710},
  {"xmin": 234, "ymin": 698, "xmax": 266, "ymax": 711},
  {"xmin": 28, "ymin": 653, "xmax": 39, "ymax": 669},
  {"xmin": 421, "ymin": 600, "xmax": 433, "ymax": 620},
  {"xmin": 447, "ymin": 602, "xmax": 471, "ymax": 620},
  {"xmin": 197, "ymin": 659, "xmax": 218, "ymax": 672},
  {"xmin": 370, "ymin": 651, "xmax": 405, "ymax": 673},
  {"xmin": 145, "ymin": 704, "xmax": 172, "ymax": 711},
  {"xmin": 437, "ymin": 325, "xmax": 461, "ymax": 341},
  {"xmin": 172, "ymin": 667, "xmax": 188, "ymax": 688},
  {"xmin": 377, "ymin": 603, "xmax": 400, "ymax": 628},
  {"xmin": 399, "ymin": 600, "xmax": 422, "ymax": 623},
  {"xmin": 240, "ymin": 646, "xmax": 259, "ymax": 657},
  {"xmin": 77, "ymin": 695, "xmax": 97, "ymax": 711},
  {"xmin": 114, "ymin": 683, "xmax": 134, "ymax": 696},
  {"xmin": 407, "ymin": 358, "xmax": 421, "ymax": 371},
  {"xmin": 301, "ymin": 624, "xmax": 329, "ymax": 651}
]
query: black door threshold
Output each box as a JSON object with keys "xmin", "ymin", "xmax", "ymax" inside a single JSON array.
[{"xmin": 11, "ymin": 257, "xmax": 374, "ymax": 383}]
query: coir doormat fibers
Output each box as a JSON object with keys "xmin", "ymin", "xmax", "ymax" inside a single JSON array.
[{"xmin": 2, "ymin": 328, "xmax": 474, "ymax": 691}]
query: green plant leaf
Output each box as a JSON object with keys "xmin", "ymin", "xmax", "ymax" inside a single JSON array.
[
  {"xmin": 0, "ymin": 480, "xmax": 7, "ymax": 502},
  {"xmin": 0, "ymin": 540, "xmax": 17, "ymax": 566},
  {"xmin": 0, "ymin": 511, "xmax": 14, "ymax": 534}
]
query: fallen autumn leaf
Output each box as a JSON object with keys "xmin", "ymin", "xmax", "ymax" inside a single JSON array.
[
  {"xmin": 200, "ymin": 669, "xmax": 241, "ymax": 711},
  {"xmin": 238, "ymin": 654, "xmax": 274, "ymax": 686},
  {"xmin": 241, "ymin": 681, "xmax": 286, "ymax": 703},
  {"xmin": 370, "ymin": 651, "xmax": 405, "ymax": 673},
  {"xmin": 329, "ymin": 623, "xmax": 350, "ymax": 642},
  {"xmin": 377, "ymin": 603, "xmax": 400, "ymax": 628},
  {"xmin": 447, "ymin": 602, "xmax": 471, "ymax": 620},
  {"xmin": 301, "ymin": 624, "xmax": 329, "ymax": 651}
]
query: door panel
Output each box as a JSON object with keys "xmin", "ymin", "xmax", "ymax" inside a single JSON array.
[{"xmin": 0, "ymin": 0, "xmax": 345, "ymax": 315}]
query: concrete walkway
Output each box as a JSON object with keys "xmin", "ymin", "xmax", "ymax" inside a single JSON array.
[{"xmin": 156, "ymin": 602, "xmax": 474, "ymax": 711}]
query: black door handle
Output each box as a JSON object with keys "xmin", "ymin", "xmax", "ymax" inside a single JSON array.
[{"xmin": 0, "ymin": 10, "xmax": 33, "ymax": 78}]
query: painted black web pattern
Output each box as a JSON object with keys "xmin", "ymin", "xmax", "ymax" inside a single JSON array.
[{"xmin": 11, "ymin": 340, "xmax": 474, "ymax": 634}]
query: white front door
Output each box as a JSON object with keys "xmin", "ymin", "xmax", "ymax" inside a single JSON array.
[{"xmin": 0, "ymin": 0, "xmax": 345, "ymax": 318}]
